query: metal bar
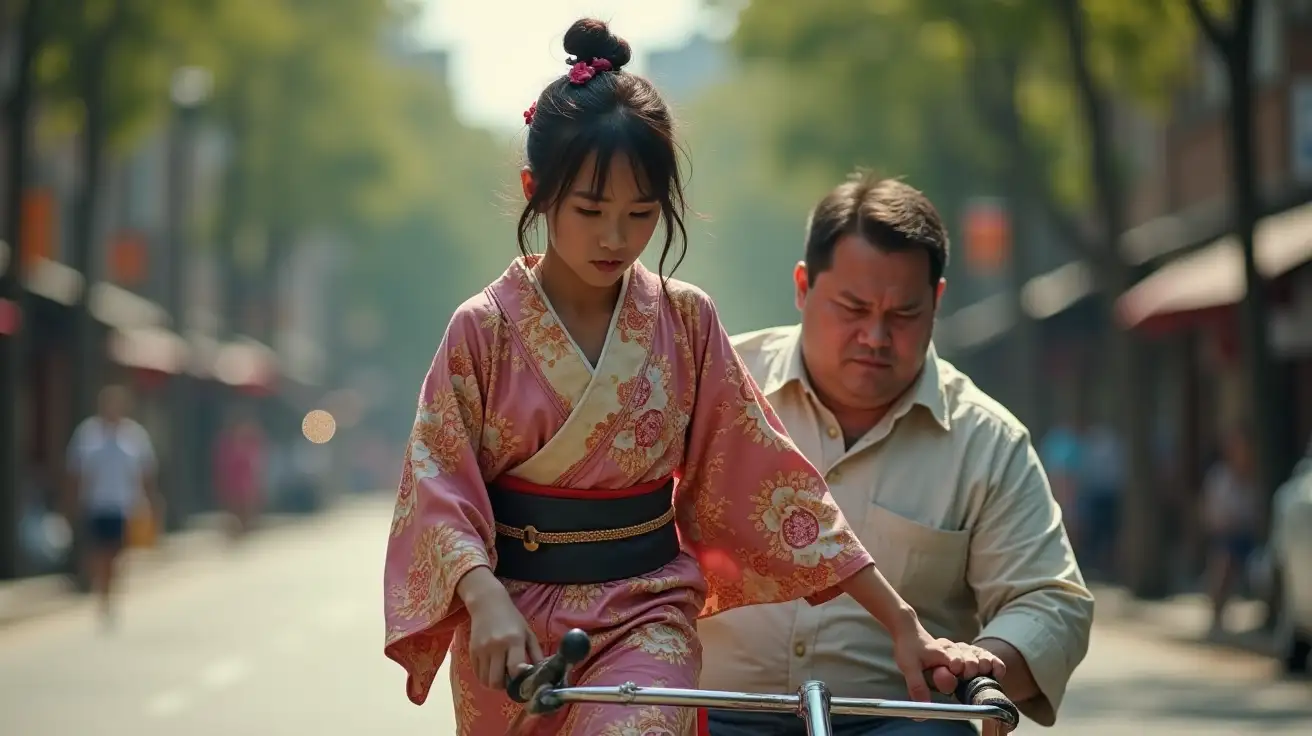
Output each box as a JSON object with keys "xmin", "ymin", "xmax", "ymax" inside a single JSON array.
[
  {"xmin": 830, "ymin": 696, "xmax": 1009, "ymax": 723},
  {"xmin": 542, "ymin": 684, "xmax": 799, "ymax": 713},
  {"xmin": 798, "ymin": 681, "xmax": 833, "ymax": 736},
  {"xmin": 539, "ymin": 685, "xmax": 1012, "ymax": 724}
]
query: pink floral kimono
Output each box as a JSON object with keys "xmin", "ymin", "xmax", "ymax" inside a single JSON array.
[{"xmin": 383, "ymin": 256, "xmax": 874, "ymax": 735}]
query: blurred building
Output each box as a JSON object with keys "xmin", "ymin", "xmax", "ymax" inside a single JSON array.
[
  {"xmin": 0, "ymin": 47, "xmax": 341, "ymax": 575},
  {"xmin": 644, "ymin": 34, "xmax": 734, "ymax": 108},
  {"xmin": 937, "ymin": 0, "xmax": 1312, "ymax": 586}
]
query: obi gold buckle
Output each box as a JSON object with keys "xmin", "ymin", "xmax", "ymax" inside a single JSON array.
[{"xmin": 495, "ymin": 507, "xmax": 676, "ymax": 553}]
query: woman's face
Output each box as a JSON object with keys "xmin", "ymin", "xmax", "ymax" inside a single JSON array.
[{"xmin": 522, "ymin": 152, "xmax": 661, "ymax": 289}]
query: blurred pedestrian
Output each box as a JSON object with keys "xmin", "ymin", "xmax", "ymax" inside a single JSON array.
[
  {"xmin": 1040, "ymin": 413, "xmax": 1085, "ymax": 539},
  {"xmin": 1074, "ymin": 420, "xmax": 1125, "ymax": 579},
  {"xmin": 1202, "ymin": 426, "xmax": 1261, "ymax": 636},
  {"xmin": 212, "ymin": 408, "xmax": 267, "ymax": 539},
  {"xmin": 64, "ymin": 385, "xmax": 160, "ymax": 628}
]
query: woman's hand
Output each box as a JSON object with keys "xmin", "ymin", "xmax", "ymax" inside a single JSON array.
[
  {"xmin": 892, "ymin": 622, "xmax": 1008, "ymax": 702},
  {"xmin": 457, "ymin": 567, "xmax": 543, "ymax": 689}
]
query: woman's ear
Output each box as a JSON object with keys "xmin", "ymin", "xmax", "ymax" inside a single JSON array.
[{"xmin": 520, "ymin": 167, "xmax": 536, "ymax": 202}]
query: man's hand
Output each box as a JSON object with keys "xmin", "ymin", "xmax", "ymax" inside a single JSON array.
[{"xmin": 975, "ymin": 637, "xmax": 1041, "ymax": 705}]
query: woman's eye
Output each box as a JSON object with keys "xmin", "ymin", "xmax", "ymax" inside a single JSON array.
[
  {"xmin": 630, "ymin": 210, "xmax": 655, "ymax": 219},
  {"xmin": 575, "ymin": 208, "xmax": 602, "ymax": 217}
]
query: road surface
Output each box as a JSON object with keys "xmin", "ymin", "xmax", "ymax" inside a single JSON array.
[{"xmin": 0, "ymin": 495, "xmax": 1308, "ymax": 735}]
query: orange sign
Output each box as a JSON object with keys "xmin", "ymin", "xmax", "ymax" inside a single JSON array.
[
  {"xmin": 108, "ymin": 230, "xmax": 149, "ymax": 285},
  {"xmin": 963, "ymin": 199, "xmax": 1011, "ymax": 275},
  {"xmin": 19, "ymin": 188, "xmax": 55, "ymax": 273}
]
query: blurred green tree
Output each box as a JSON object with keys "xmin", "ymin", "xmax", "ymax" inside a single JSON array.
[
  {"xmin": 29, "ymin": 0, "xmax": 517, "ymax": 488},
  {"xmin": 672, "ymin": 65, "xmax": 836, "ymax": 334},
  {"xmin": 35, "ymin": 0, "xmax": 219, "ymax": 427}
]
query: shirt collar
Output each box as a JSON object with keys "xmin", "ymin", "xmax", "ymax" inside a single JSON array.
[{"xmin": 763, "ymin": 326, "xmax": 950, "ymax": 431}]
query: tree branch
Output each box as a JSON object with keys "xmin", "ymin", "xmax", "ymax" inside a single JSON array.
[
  {"xmin": 1185, "ymin": 0, "xmax": 1232, "ymax": 55},
  {"xmin": 1056, "ymin": 0, "xmax": 1126, "ymax": 259}
]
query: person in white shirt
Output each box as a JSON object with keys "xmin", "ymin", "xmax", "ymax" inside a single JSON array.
[
  {"xmin": 65, "ymin": 385, "xmax": 159, "ymax": 625},
  {"xmin": 701, "ymin": 174, "xmax": 1093, "ymax": 734},
  {"xmin": 1201, "ymin": 427, "xmax": 1260, "ymax": 636}
]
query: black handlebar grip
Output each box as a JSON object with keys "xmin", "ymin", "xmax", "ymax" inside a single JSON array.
[
  {"xmin": 954, "ymin": 676, "xmax": 1020, "ymax": 730},
  {"xmin": 506, "ymin": 628, "xmax": 593, "ymax": 704}
]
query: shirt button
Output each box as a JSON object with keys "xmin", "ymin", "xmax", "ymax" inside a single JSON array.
[
  {"xmin": 794, "ymin": 642, "xmax": 807, "ymax": 657},
  {"xmin": 828, "ymin": 470, "xmax": 843, "ymax": 484},
  {"xmin": 827, "ymin": 426, "xmax": 840, "ymax": 439}
]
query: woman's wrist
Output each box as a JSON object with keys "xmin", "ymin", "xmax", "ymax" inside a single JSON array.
[
  {"xmin": 455, "ymin": 565, "xmax": 502, "ymax": 611},
  {"xmin": 886, "ymin": 602, "xmax": 922, "ymax": 639},
  {"xmin": 839, "ymin": 564, "xmax": 923, "ymax": 637}
]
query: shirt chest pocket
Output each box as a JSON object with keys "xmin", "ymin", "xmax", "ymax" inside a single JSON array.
[{"xmin": 860, "ymin": 503, "xmax": 971, "ymax": 609}]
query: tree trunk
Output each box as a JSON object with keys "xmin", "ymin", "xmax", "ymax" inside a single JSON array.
[
  {"xmin": 1103, "ymin": 272, "xmax": 1164, "ymax": 595},
  {"xmin": 1221, "ymin": 0, "xmax": 1289, "ymax": 629},
  {"xmin": 161, "ymin": 101, "xmax": 198, "ymax": 531},
  {"xmin": 992, "ymin": 55, "xmax": 1041, "ymax": 434},
  {"xmin": 68, "ymin": 1, "xmax": 124, "ymax": 439},
  {"xmin": 1058, "ymin": 0, "xmax": 1167, "ymax": 596},
  {"xmin": 1224, "ymin": 2, "xmax": 1284, "ymax": 508},
  {"xmin": 261, "ymin": 225, "xmax": 291, "ymax": 347},
  {"xmin": 216, "ymin": 85, "xmax": 251, "ymax": 340},
  {"xmin": 0, "ymin": 0, "xmax": 44, "ymax": 580}
]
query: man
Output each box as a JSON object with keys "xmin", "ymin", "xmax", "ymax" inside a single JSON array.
[
  {"xmin": 1038, "ymin": 415, "xmax": 1084, "ymax": 547},
  {"xmin": 66, "ymin": 385, "xmax": 160, "ymax": 627},
  {"xmin": 701, "ymin": 173, "xmax": 1094, "ymax": 734},
  {"xmin": 1073, "ymin": 420, "xmax": 1125, "ymax": 580}
]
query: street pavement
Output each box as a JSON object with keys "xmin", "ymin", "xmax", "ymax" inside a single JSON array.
[{"xmin": 1, "ymin": 494, "xmax": 1309, "ymax": 736}]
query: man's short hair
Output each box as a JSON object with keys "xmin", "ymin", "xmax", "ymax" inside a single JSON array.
[{"xmin": 803, "ymin": 171, "xmax": 949, "ymax": 287}]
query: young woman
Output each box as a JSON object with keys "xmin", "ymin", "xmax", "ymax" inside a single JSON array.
[{"xmin": 382, "ymin": 18, "xmax": 1003, "ymax": 735}]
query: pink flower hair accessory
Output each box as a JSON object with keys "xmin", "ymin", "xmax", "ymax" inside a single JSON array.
[
  {"xmin": 523, "ymin": 101, "xmax": 536, "ymax": 126},
  {"xmin": 568, "ymin": 57, "xmax": 614, "ymax": 85}
]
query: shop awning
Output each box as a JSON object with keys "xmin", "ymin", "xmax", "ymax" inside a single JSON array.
[
  {"xmin": 213, "ymin": 336, "xmax": 279, "ymax": 391},
  {"xmin": 1117, "ymin": 200, "xmax": 1312, "ymax": 330},
  {"xmin": 108, "ymin": 325, "xmax": 190, "ymax": 373}
]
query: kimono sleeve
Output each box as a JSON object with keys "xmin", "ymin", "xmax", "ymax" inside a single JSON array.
[
  {"xmin": 673, "ymin": 293, "xmax": 873, "ymax": 618},
  {"xmin": 382, "ymin": 306, "xmax": 499, "ymax": 705}
]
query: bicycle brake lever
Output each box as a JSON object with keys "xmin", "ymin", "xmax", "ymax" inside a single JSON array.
[{"xmin": 506, "ymin": 628, "xmax": 592, "ymax": 704}]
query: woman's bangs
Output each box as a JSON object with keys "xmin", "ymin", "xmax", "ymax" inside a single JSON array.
[{"xmin": 571, "ymin": 115, "xmax": 672, "ymax": 203}]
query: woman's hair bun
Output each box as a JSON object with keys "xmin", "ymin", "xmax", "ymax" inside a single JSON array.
[{"xmin": 563, "ymin": 18, "xmax": 632, "ymax": 70}]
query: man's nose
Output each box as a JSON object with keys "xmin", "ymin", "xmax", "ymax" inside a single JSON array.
[{"xmin": 855, "ymin": 319, "xmax": 890, "ymax": 346}]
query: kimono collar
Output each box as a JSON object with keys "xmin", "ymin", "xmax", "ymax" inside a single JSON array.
[{"xmin": 762, "ymin": 326, "xmax": 951, "ymax": 431}]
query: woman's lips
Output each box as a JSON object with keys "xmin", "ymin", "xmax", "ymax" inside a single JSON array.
[{"xmin": 591, "ymin": 260, "xmax": 625, "ymax": 273}]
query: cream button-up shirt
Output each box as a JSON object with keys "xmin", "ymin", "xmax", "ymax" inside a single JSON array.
[{"xmin": 699, "ymin": 325, "xmax": 1094, "ymax": 726}]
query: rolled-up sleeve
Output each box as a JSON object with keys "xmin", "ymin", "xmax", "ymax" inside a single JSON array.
[{"xmin": 968, "ymin": 432, "xmax": 1094, "ymax": 726}]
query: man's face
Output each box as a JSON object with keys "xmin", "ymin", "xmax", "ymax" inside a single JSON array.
[
  {"xmin": 99, "ymin": 388, "xmax": 129, "ymax": 423},
  {"xmin": 794, "ymin": 234, "xmax": 942, "ymax": 412}
]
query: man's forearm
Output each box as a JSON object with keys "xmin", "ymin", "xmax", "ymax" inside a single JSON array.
[{"xmin": 975, "ymin": 637, "xmax": 1041, "ymax": 704}]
